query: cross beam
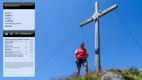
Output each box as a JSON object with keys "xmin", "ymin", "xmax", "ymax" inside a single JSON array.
[{"xmin": 80, "ymin": 1, "xmax": 118, "ymax": 72}]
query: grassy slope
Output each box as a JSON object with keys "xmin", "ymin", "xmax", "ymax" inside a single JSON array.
[{"xmin": 60, "ymin": 68, "xmax": 142, "ymax": 80}]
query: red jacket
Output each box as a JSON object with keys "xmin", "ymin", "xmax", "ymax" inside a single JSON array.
[{"xmin": 75, "ymin": 48, "xmax": 87, "ymax": 60}]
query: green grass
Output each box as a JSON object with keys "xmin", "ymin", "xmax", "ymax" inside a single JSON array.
[
  {"xmin": 118, "ymin": 68, "xmax": 142, "ymax": 80},
  {"xmin": 58, "ymin": 67, "xmax": 142, "ymax": 80}
]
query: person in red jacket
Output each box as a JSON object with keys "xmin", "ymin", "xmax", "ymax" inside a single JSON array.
[{"xmin": 75, "ymin": 42, "xmax": 88, "ymax": 76}]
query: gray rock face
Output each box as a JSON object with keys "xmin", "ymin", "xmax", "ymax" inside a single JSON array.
[{"xmin": 101, "ymin": 71, "xmax": 124, "ymax": 80}]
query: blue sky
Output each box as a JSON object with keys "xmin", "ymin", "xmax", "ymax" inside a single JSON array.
[{"xmin": 0, "ymin": 0, "xmax": 142, "ymax": 80}]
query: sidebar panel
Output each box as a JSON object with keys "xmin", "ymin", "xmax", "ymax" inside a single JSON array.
[{"xmin": 3, "ymin": 2, "xmax": 35, "ymax": 77}]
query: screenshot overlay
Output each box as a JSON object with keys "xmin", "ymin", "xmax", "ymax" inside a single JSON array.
[{"xmin": 3, "ymin": 2, "xmax": 35, "ymax": 77}]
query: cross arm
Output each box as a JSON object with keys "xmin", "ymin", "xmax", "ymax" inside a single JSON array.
[
  {"xmin": 100, "ymin": 4, "xmax": 118, "ymax": 17},
  {"xmin": 80, "ymin": 4, "xmax": 118, "ymax": 27},
  {"xmin": 80, "ymin": 18, "xmax": 94, "ymax": 27}
]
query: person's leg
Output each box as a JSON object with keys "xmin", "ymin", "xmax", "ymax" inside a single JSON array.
[
  {"xmin": 76, "ymin": 60, "xmax": 81, "ymax": 76},
  {"xmin": 83, "ymin": 59, "xmax": 88, "ymax": 76},
  {"xmin": 84, "ymin": 63, "xmax": 88, "ymax": 76},
  {"xmin": 76, "ymin": 67, "xmax": 80, "ymax": 76}
]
